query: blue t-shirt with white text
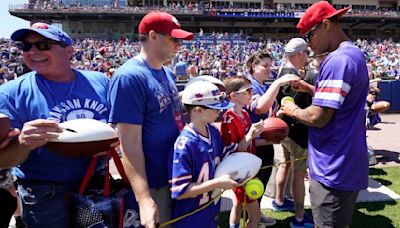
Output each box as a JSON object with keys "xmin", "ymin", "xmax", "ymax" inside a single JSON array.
[{"xmin": 0, "ymin": 70, "xmax": 110, "ymax": 182}]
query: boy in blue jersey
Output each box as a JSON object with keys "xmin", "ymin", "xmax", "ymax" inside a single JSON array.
[{"xmin": 169, "ymin": 81, "xmax": 239, "ymax": 228}]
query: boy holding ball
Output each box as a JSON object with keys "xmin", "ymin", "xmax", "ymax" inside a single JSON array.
[
  {"xmin": 168, "ymin": 80, "xmax": 239, "ymax": 227},
  {"xmin": 221, "ymin": 76, "xmax": 265, "ymax": 228}
]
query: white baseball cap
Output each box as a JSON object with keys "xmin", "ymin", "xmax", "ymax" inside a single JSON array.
[
  {"xmin": 284, "ymin": 38, "xmax": 308, "ymax": 56},
  {"xmin": 185, "ymin": 75, "xmax": 224, "ymax": 89},
  {"xmin": 182, "ymin": 81, "xmax": 234, "ymax": 110}
]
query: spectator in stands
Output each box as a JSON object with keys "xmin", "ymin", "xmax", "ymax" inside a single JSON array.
[
  {"xmin": 0, "ymin": 66, "xmax": 13, "ymax": 84},
  {"xmin": 280, "ymin": 2, "xmax": 369, "ymax": 227},
  {"xmin": 91, "ymin": 54, "xmax": 106, "ymax": 72},
  {"xmin": 174, "ymin": 57, "xmax": 188, "ymax": 80},
  {"xmin": 187, "ymin": 59, "xmax": 198, "ymax": 78},
  {"xmin": 108, "ymin": 12, "xmax": 193, "ymax": 228},
  {"xmin": 0, "ymin": 22, "xmax": 111, "ymax": 227},
  {"xmin": 0, "ymin": 31, "xmax": 398, "ymax": 86}
]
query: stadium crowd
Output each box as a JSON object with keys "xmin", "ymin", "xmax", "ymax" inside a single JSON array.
[
  {"xmin": 9, "ymin": 0, "xmax": 400, "ymax": 18},
  {"xmin": 0, "ymin": 36, "xmax": 399, "ymax": 84},
  {"xmin": 10, "ymin": 0, "xmax": 203, "ymax": 14}
]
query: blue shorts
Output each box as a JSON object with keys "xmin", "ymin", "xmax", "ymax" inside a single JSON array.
[{"xmin": 18, "ymin": 180, "xmax": 81, "ymax": 228}]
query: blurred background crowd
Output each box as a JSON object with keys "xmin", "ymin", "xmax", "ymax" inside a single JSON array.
[
  {"xmin": 0, "ymin": 35, "xmax": 399, "ymax": 85},
  {"xmin": 11, "ymin": 0, "xmax": 400, "ymax": 17}
]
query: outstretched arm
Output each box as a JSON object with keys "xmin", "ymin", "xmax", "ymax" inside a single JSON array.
[
  {"xmin": 255, "ymin": 74, "xmax": 300, "ymax": 114},
  {"xmin": 279, "ymin": 102, "xmax": 335, "ymax": 128}
]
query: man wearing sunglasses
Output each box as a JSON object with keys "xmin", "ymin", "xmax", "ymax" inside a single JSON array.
[
  {"xmin": 280, "ymin": 1, "xmax": 369, "ymax": 228},
  {"xmin": 0, "ymin": 23, "xmax": 110, "ymax": 227},
  {"xmin": 273, "ymin": 38, "xmax": 315, "ymax": 228},
  {"xmin": 108, "ymin": 12, "xmax": 193, "ymax": 228}
]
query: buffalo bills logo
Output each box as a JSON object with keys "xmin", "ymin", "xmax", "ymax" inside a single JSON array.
[
  {"xmin": 123, "ymin": 209, "xmax": 141, "ymax": 228},
  {"xmin": 211, "ymin": 89, "xmax": 221, "ymax": 100},
  {"xmin": 32, "ymin": 22, "xmax": 49, "ymax": 29},
  {"xmin": 155, "ymin": 89, "xmax": 171, "ymax": 113},
  {"xmin": 195, "ymin": 93, "xmax": 204, "ymax": 101},
  {"xmin": 234, "ymin": 171, "xmax": 251, "ymax": 184}
]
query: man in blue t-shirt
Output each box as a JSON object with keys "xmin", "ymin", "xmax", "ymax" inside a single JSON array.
[
  {"xmin": 174, "ymin": 57, "xmax": 188, "ymax": 80},
  {"xmin": 108, "ymin": 12, "xmax": 193, "ymax": 228},
  {"xmin": 279, "ymin": 2, "xmax": 369, "ymax": 227},
  {"xmin": 0, "ymin": 23, "xmax": 110, "ymax": 228}
]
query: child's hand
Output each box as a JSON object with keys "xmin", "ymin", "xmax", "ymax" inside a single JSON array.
[
  {"xmin": 216, "ymin": 173, "xmax": 239, "ymax": 190},
  {"xmin": 249, "ymin": 121, "xmax": 264, "ymax": 139}
]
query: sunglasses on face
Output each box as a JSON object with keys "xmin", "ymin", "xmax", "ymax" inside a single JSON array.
[
  {"xmin": 302, "ymin": 50, "xmax": 310, "ymax": 55},
  {"xmin": 156, "ymin": 32, "xmax": 183, "ymax": 44},
  {"xmin": 235, "ymin": 87, "xmax": 253, "ymax": 96},
  {"xmin": 19, "ymin": 40, "xmax": 66, "ymax": 52},
  {"xmin": 304, "ymin": 23, "xmax": 322, "ymax": 43}
]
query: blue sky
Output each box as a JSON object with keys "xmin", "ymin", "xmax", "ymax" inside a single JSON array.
[{"xmin": 0, "ymin": 0, "xmax": 29, "ymax": 39}]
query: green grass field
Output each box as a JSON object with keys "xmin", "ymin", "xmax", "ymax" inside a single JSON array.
[{"xmin": 219, "ymin": 167, "xmax": 400, "ymax": 227}]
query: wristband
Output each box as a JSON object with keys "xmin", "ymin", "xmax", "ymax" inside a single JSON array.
[{"xmin": 292, "ymin": 107, "xmax": 300, "ymax": 119}]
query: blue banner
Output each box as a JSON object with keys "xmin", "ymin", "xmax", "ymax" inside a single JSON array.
[
  {"xmin": 214, "ymin": 11, "xmax": 296, "ymax": 18},
  {"xmin": 182, "ymin": 37, "xmax": 247, "ymax": 48}
]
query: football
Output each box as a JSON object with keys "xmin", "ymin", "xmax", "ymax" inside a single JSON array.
[
  {"xmin": 0, "ymin": 113, "xmax": 10, "ymax": 142},
  {"xmin": 214, "ymin": 152, "xmax": 262, "ymax": 186},
  {"xmin": 261, "ymin": 117, "xmax": 289, "ymax": 142},
  {"xmin": 45, "ymin": 119, "xmax": 119, "ymax": 157},
  {"xmin": 371, "ymin": 101, "xmax": 390, "ymax": 113}
]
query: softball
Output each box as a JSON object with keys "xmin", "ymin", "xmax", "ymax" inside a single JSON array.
[
  {"xmin": 281, "ymin": 96, "xmax": 295, "ymax": 105},
  {"xmin": 245, "ymin": 179, "xmax": 264, "ymax": 200}
]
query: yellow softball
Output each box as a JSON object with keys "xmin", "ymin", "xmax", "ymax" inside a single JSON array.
[
  {"xmin": 245, "ymin": 179, "xmax": 264, "ymax": 200},
  {"xmin": 281, "ymin": 96, "xmax": 295, "ymax": 105}
]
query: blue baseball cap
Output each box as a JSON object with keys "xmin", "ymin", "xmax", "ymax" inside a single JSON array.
[{"xmin": 11, "ymin": 22, "xmax": 72, "ymax": 46}]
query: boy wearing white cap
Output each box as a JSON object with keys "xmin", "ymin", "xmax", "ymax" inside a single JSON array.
[{"xmin": 168, "ymin": 81, "xmax": 239, "ymax": 227}]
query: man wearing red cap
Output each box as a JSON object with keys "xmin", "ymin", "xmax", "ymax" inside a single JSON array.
[
  {"xmin": 108, "ymin": 11, "xmax": 193, "ymax": 228},
  {"xmin": 279, "ymin": 1, "xmax": 369, "ymax": 227}
]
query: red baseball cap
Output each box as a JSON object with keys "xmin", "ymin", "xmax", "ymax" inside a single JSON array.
[
  {"xmin": 297, "ymin": 1, "xmax": 350, "ymax": 35},
  {"xmin": 139, "ymin": 11, "xmax": 194, "ymax": 40}
]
